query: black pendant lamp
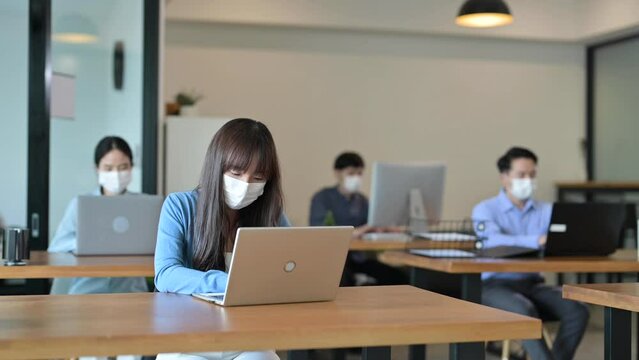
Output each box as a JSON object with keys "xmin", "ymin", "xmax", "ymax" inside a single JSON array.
[{"xmin": 456, "ymin": 0, "xmax": 513, "ymax": 28}]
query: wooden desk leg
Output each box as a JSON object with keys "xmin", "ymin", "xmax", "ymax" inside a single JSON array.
[
  {"xmin": 362, "ymin": 346, "xmax": 391, "ymax": 360},
  {"xmin": 288, "ymin": 350, "xmax": 309, "ymax": 360},
  {"xmin": 604, "ymin": 307, "xmax": 631, "ymax": 360}
]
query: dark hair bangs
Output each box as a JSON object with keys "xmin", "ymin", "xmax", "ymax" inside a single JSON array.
[{"xmin": 223, "ymin": 132, "xmax": 275, "ymax": 180}]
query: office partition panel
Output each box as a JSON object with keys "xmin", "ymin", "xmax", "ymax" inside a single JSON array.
[{"xmin": 588, "ymin": 35, "xmax": 639, "ymax": 182}]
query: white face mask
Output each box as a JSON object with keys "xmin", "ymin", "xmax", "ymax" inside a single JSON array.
[
  {"xmin": 510, "ymin": 178, "xmax": 536, "ymax": 201},
  {"xmin": 342, "ymin": 175, "xmax": 362, "ymax": 194},
  {"xmin": 98, "ymin": 170, "xmax": 132, "ymax": 194},
  {"xmin": 223, "ymin": 174, "xmax": 266, "ymax": 210}
]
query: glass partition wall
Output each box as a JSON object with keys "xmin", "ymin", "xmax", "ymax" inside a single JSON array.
[
  {"xmin": 0, "ymin": 2, "xmax": 29, "ymax": 245},
  {"xmin": 0, "ymin": 0, "xmax": 158, "ymax": 295},
  {"xmin": 50, "ymin": 0, "xmax": 145, "ymax": 240},
  {"xmin": 591, "ymin": 36, "xmax": 639, "ymax": 182}
]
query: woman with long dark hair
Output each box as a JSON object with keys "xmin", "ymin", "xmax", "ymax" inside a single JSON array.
[
  {"xmin": 155, "ymin": 118, "xmax": 287, "ymax": 360},
  {"xmin": 49, "ymin": 136, "xmax": 148, "ymax": 295}
]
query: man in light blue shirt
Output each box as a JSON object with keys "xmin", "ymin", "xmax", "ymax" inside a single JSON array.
[{"xmin": 472, "ymin": 147, "xmax": 588, "ymax": 360}]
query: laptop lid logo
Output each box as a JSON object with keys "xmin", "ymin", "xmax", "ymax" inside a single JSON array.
[
  {"xmin": 284, "ymin": 261, "xmax": 296, "ymax": 273},
  {"xmin": 112, "ymin": 216, "xmax": 130, "ymax": 234}
]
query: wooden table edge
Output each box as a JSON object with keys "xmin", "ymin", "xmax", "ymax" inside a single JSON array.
[
  {"xmin": 0, "ymin": 265, "xmax": 154, "ymax": 279},
  {"xmin": 380, "ymin": 250, "xmax": 639, "ymax": 274},
  {"xmin": 563, "ymin": 284, "xmax": 639, "ymax": 313},
  {"xmin": 0, "ymin": 318, "xmax": 542, "ymax": 360}
]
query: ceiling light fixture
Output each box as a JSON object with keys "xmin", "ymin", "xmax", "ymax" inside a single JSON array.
[
  {"xmin": 456, "ymin": 0, "xmax": 513, "ymax": 28},
  {"xmin": 53, "ymin": 14, "xmax": 99, "ymax": 44}
]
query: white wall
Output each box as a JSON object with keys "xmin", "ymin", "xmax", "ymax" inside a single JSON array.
[
  {"xmin": 577, "ymin": 0, "xmax": 639, "ymax": 42},
  {"xmin": 164, "ymin": 22, "xmax": 586, "ymax": 226},
  {"xmin": 103, "ymin": 0, "xmax": 144, "ymax": 170},
  {"xmin": 166, "ymin": 0, "xmax": 639, "ymax": 43},
  {"xmin": 166, "ymin": 0, "xmax": 580, "ymax": 42},
  {"xmin": 0, "ymin": 1, "xmax": 28, "ymax": 227},
  {"xmin": 51, "ymin": 45, "xmax": 111, "ymax": 235}
]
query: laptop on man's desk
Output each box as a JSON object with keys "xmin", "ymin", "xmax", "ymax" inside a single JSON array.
[
  {"xmin": 543, "ymin": 203, "xmax": 626, "ymax": 257},
  {"xmin": 411, "ymin": 203, "xmax": 628, "ymax": 259}
]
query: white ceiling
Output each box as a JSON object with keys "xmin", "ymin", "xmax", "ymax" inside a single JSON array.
[{"xmin": 165, "ymin": 0, "xmax": 639, "ymax": 44}]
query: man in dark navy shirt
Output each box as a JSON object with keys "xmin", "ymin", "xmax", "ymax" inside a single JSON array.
[
  {"xmin": 309, "ymin": 152, "xmax": 407, "ymax": 286},
  {"xmin": 309, "ymin": 153, "xmax": 368, "ymax": 231}
]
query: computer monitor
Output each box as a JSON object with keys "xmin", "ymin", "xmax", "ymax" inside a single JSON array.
[{"xmin": 367, "ymin": 162, "xmax": 446, "ymax": 230}]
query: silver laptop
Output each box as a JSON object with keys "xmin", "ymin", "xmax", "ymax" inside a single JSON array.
[
  {"xmin": 75, "ymin": 194, "xmax": 163, "ymax": 256},
  {"xmin": 192, "ymin": 226, "xmax": 353, "ymax": 306}
]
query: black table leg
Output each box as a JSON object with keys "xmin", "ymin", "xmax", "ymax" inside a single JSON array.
[
  {"xmin": 459, "ymin": 273, "xmax": 482, "ymax": 303},
  {"xmin": 331, "ymin": 349, "xmax": 346, "ymax": 360},
  {"xmin": 410, "ymin": 267, "xmax": 467, "ymax": 360},
  {"xmin": 410, "ymin": 267, "xmax": 461, "ymax": 360},
  {"xmin": 362, "ymin": 346, "xmax": 391, "ymax": 360},
  {"xmin": 411, "ymin": 268, "xmax": 466, "ymax": 299},
  {"xmin": 449, "ymin": 343, "xmax": 485, "ymax": 360},
  {"xmin": 288, "ymin": 350, "xmax": 309, "ymax": 360},
  {"xmin": 409, "ymin": 344, "xmax": 426, "ymax": 360},
  {"xmin": 449, "ymin": 274, "xmax": 484, "ymax": 360},
  {"xmin": 411, "ymin": 269, "xmax": 485, "ymax": 360},
  {"xmin": 604, "ymin": 307, "xmax": 631, "ymax": 360}
]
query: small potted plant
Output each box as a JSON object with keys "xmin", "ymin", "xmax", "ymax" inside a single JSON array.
[{"xmin": 175, "ymin": 90, "xmax": 203, "ymax": 116}]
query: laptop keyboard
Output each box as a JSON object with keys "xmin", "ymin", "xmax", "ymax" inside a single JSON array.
[
  {"xmin": 361, "ymin": 232, "xmax": 411, "ymax": 241},
  {"xmin": 410, "ymin": 249, "xmax": 477, "ymax": 258},
  {"xmin": 193, "ymin": 293, "xmax": 225, "ymax": 302}
]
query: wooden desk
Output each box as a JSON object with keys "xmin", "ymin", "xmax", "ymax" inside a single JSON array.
[
  {"xmin": 563, "ymin": 283, "xmax": 639, "ymax": 360},
  {"xmin": 381, "ymin": 249, "xmax": 639, "ymax": 275},
  {"xmin": 380, "ymin": 249, "xmax": 639, "ymax": 360},
  {"xmin": 380, "ymin": 250, "xmax": 639, "ymax": 303},
  {"xmin": 3, "ymin": 242, "xmax": 477, "ymax": 279},
  {"xmin": 350, "ymin": 239, "xmax": 410, "ymax": 251},
  {"xmin": 0, "ymin": 285, "xmax": 540, "ymax": 360},
  {"xmin": 0, "ymin": 251, "xmax": 154, "ymax": 279}
]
